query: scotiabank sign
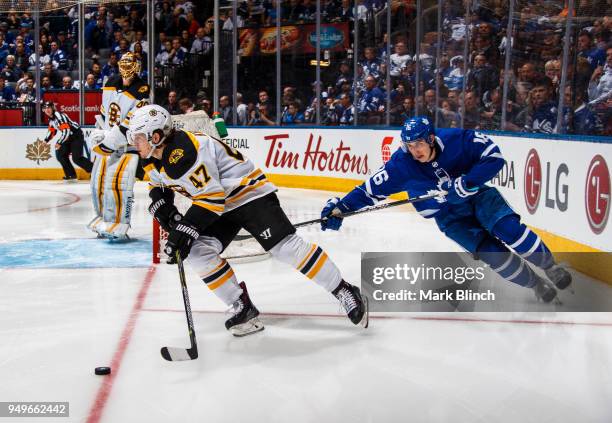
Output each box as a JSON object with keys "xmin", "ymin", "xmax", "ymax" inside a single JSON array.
[{"xmin": 42, "ymin": 90, "xmax": 102, "ymax": 125}]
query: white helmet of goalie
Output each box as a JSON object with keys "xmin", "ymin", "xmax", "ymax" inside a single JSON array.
[{"xmin": 127, "ymin": 104, "xmax": 173, "ymax": 155}]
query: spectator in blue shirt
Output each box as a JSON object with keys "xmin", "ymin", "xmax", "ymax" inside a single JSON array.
[
  {"xmin": 281, "ymin": 102, "xmax": 304, "ymax": 125},
  {"xmin": 0, "ymin": 32, "xmax": 9, "ymax": 65},
  {"xmin": 0, "ymin": 55, "xmax": 23, "ymax": 82},
  {"xmin": 577, "ymin": 31, "xmax": 606, "ymax": 73},
  {"xmin": 49, "ymin": 42, "xmax": 68, "ymax": 70},
  {"xmin": 0, "ymin": 76, "xmax": 16, "ymax": 101},
  {"xmin": 101, "ymin": 52, "xmax": 120, "ymax": 83},
  {"xmin": 357, "ymin": 75, "xmax": 385, "ymax": 117}
]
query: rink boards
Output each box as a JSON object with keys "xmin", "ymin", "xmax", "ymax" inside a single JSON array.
[{"xmin": 0, "ymin": 126, "xmax": 610, "ymax": 279}]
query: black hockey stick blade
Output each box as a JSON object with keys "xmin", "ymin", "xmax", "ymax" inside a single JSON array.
[
  {"xmin": 160, "ymin": 345, "xmax": 198, "ymax": 361},
  {"xmin": 161, "ymin": 253, "xmax": 199, "ymax": 361}
]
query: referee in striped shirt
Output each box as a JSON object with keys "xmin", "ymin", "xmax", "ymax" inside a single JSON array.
[{"xmin": 43, "ymin": 101, "xmax": 93, "ymax": 180}]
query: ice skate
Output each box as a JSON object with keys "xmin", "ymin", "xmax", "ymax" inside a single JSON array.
[
  {"xmin": 225, "ymin": 282, "xmax": 264, "ymax": 337},
  {"xmin": 545, "ymin": 263, "xmax": 572, "ymax": 290},
  {"xmin": 332, "ymin": 280, "xmax": 369, "ymax": 328},
  {"xmin": 533, "ymin": 275, "xmax": 558, "ymax": 303}
]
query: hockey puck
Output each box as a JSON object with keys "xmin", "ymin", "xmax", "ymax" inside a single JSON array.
[{"xmin": 94, "ymin": 367, "xmax": 111, "ymax": 376}]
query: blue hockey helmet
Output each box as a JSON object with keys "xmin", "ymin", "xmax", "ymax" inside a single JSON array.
[{"xmin": 400, "ymin": 116, "xmax": 434, "ymax": 145}]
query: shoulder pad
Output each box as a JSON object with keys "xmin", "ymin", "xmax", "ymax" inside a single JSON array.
[
  {"xmin": 162, "ymin": 131, "xmax": 198, "ymax": 180},
  {"xmin": 104, "ymin": 75, "xmax": 121, "ymax": 88},
  {"xmin": 128, "ymin": 79, "xmax": 150, "ymax": 100}
]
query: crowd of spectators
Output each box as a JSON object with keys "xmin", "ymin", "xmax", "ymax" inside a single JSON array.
[
  {"xmin": 206, "ymin": 0, "xmax": 610, "ymax": 136},
  {"xmin": 0, "ymin": 0, "xmax": 610, "ymax": 136}
]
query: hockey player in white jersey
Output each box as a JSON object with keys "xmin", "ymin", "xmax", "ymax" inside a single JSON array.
[
  {"xmin": 129, "ymin": 104, "xmax": 368, "ymax": 336},
  {"xmin": 87, "ymin": 52, "xmax": 150, "ymax": 239}
]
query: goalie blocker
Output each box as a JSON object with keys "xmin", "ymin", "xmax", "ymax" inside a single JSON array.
[{"xmin": 131, "ymin": 104, "xmax": 368, "ymax": 335}]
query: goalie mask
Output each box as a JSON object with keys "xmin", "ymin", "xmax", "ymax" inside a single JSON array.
[
  {"xmin": 128, "ymin": 105, "xmax": 172, "ymax": 158},
  {"xmin": 118, "ymin": 52, "xmax": 141, "ymax": 80}
]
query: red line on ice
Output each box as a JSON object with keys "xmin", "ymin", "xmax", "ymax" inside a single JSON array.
[
  {"xmin": 0, "ymin": 187, "xmax": 80, "ymax": 215},
  {"xmin": 142, "ymin": 307, "xmax": 612, "ymax": 327},
  {"xmin": 86, "ymin": 265, "xmax": 157, "ymax": 423}
]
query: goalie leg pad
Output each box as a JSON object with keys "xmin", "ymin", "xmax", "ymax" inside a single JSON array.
[
  {"xmin": 269, "ymin": 233, "xmax": 342, "ymax": 292},
  {"xmin": 88, "ymin": 155, "xmax": 107, "ymax": 234},
  {"xmin": 99, "ymin": 153, "xmax": 138, "ymax": 239},
  {"xmin": 187, "ymin": 236, "xmax": 243, "ymax": 306}
]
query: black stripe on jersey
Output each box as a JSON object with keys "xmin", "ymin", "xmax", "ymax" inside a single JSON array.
[
  {"xmin": 226, "ymin": 174, "xmax": 267, "ymax": 199},
  {"xmin": 300, "ymin": 247, "xmax": 323, "ymax": 275},
  {"xmin": 196, "ymin": 198, "xmax": 225, "ymax": 205},
  {"xmin": 203, "ymin": 262, "xmax": 231, "ymax": 284}
]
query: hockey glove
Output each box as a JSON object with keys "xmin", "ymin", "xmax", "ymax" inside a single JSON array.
[
  {"xmin": 320, "ymin": 197, "xmax": 352, "ymax": 231},
  {"xmin": 165, "ymin": 221, "xmax": 200, "ymax": 264},
  {"xmin": 148, "ymin": 198, "xmax": 183, "ymax": 232},
  {"xmin": 440, "ymin": 176, "xmax": 479, "ymax": 204}
]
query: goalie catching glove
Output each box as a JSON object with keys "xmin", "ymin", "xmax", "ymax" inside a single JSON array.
[
  {"xmin": 320, "ymin": 197, "xmax": 352, "ymax": 231},
  {"xmin": 165, "ymin": 221, "xmax": 200, "ymax": 264}
]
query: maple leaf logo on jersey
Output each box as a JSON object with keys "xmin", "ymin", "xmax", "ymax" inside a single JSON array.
[
  {"xmin": 25, "ymin": 138, "xmax": 52, "ymax": 164},
  {"xmin": 169, "ymin": 148, "xmax": 184, "ymax": 164}
]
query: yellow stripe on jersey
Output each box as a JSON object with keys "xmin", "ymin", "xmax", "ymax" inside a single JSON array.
[
  {"xmin": 103, "ymin": 86, "xmax": 116, "ymax": 91},
  {"xmin": 143, "ymin": 163, "xmax": 156, "ymax": 174},
  {"xmin": 185, "ymin": 131, "xmax": 200, "ymax": 151},
  {"xmin": 93, "ymin": 144, "xmax": 114, "ymax": 156},
  {"xmin": 192, "ymin": 201, "xmax": 224, "ymax": 213},
  {"xmin": 226, "ymin": 179, "xmax": 269, "ymax": 204},
  {"xmin": 306, "ymin": 252, "xmax": 328, "ymax": 279},
  {"xmin": 240, "ymin": 169, "xmax": 263, "ymax": 186},
  {"xmin": 123, "ymin": 91, "xmax": 135, "ymax": 100},
  {"xmin": 192, "ymin": 191, "xmax": 225, "ymax": 200}
]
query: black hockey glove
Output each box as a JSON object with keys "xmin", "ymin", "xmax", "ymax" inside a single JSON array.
[
  {"xmin": 149, "ymin": 198, "xmax": 183, "ymax": 231},
  {"xmin": 165, "ymin": 221, "xmax": 200, "ymax": 264}
]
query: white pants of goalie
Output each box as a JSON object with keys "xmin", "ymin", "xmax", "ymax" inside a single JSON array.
[
  {"xmin": 186, "ymin": 233, "xmax": 343, "ymax": 334},
  {"xmin": 88, "ymin": 152, "xmax": 139, "ymax": 239}
]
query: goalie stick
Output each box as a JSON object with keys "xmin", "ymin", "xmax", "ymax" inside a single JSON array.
[
  {"xmin": 161, "ymin": 252, "xmax": 199, "ymax": 361},
  {"xmin": 233, "ymin": 190, "xmax": 447, "ymax": 241}
]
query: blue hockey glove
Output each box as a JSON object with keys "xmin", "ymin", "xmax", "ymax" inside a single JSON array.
[
  {"xmin": 440, "ymin": 176, "xmax": 479, "ymax": 204},
  {"xmin": 320, "ymin": 197, "xmax": 352, "ymax": 231},
  {"xmin": 165, "ymin": 221, "xmax": 200, "ymax": 264}
]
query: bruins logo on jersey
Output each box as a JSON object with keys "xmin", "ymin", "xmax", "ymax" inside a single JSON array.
[
  {"xmin": 108, "ymin": 102, "xmax": 121, "ymax": 127},
  {"xmin": 138, "ymin": 86, "xmax": 149, "ymax": 93},
  {"xmin": 169, "ymin": 148, "xmax": 184, "ymax": 164}
]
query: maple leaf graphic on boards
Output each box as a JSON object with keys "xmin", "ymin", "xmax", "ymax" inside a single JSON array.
[{"xmin": 25, "ymin": 138, "xmax": 52, "ymax": 165}]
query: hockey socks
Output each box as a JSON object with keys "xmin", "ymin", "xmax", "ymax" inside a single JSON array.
[
  {"xmin": 270, "ymin": 234, "xmax": 342, "ymax": 292},
  {"xmin": 492, "ymin": 215, "xmax": 554, "ymax": 270}
]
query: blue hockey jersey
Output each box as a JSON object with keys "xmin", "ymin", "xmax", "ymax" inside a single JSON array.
[{"xmin": 342, "ymin": 128, "xmax": 505, "ymax": 218}]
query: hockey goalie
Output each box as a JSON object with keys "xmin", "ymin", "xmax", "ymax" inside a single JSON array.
[
  {"xmin": 87, "ymin": 52, "xmax": 150, "ymax": 239},
  {"xmin": 87, "ymin": 50, "xmax": 226, "ymax": 240}
]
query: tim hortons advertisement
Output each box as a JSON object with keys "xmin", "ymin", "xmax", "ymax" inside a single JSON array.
[{"xmin": 239, "ymin": 22, "xmax": 349, "ymax": 56}]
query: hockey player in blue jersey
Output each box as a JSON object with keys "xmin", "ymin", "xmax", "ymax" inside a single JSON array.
[{"xmin": 320, "ymin": 116, "xmax": 572, "ymax": 302}]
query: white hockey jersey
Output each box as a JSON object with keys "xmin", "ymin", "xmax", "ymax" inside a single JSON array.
[
  {"xmin": 93, "ymin": 75, "xmax": 149, "ymax": 155},
  {"xmin": 144, "ymin": 130, "xmax": 277, "ymax": 218}
]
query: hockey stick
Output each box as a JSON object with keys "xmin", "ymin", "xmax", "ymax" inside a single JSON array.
[
  {"xmin": 233, "ymin": 190, "xmax": 447, "ymax": 241},
  {"xmin": 161, "ymin": 252, "xmax": 199, "ymax": 361}
]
